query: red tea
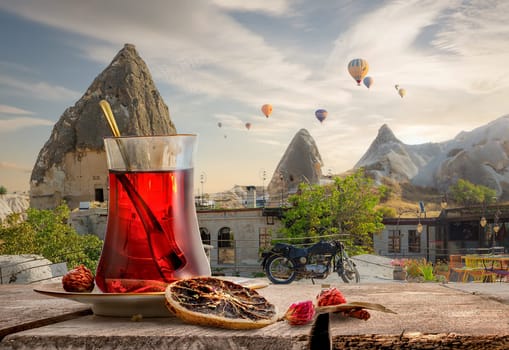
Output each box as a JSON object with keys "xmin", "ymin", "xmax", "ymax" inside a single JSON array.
[{"xmin": 95, "ymin": 169, "xmax": 208, "ymax": 293}]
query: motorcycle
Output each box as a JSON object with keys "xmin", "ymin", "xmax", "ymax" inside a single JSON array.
[{"xmin": 261, "ymin": 239, "xmax": 360, "ymax": 284}]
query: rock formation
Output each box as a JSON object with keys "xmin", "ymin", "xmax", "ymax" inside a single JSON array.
[
  {"xmin": 355, "ymin": 124, "xmax": 441, "ymax": 183},
  {"xmin": 0, "ymin": 254, "xmax": 67, "ymax": 284},
  {"xmin": 0, "ymin": 194, "xmax": 30, "ymax": 223},
  {"xmin": 266, "ymin": 129, "xmax": 323, "ymax": 205},
  {"xmin": 30, "ymin": 44, "xmax": 176, "ymax": 210},
  {"xmin": 355, "ymin": 115, "xmax": 509, "ymax": 199}
]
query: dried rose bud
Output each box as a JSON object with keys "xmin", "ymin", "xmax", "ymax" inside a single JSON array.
[
  {"xmin": 62, "ymin": 264, "xmax": 95, "ymax": 292},
  {"xmin": 347, "ymin": 309, "xmax": 371, "ymax": 321},
  {"xmin": 316, "ymin": 287, "xmax": 347, "ymax": 307},
  {"xmin": 284, "ymin": 300, "xmax": 315, "ymax": 325}
]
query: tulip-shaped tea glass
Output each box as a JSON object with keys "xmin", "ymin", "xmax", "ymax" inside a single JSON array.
[{"xmin": 95, "ymin": 135, "xmax": 211, "ymax": 293}]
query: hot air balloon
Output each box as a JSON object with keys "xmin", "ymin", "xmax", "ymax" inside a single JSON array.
[
  {"xmin": 363, "ymin": 76, "xmax": 373, "ymax": 89},
  {"xmin": 315, "ymin": 109, "xmax": 328, "ymax": 123},
  {"xmin": 217, "ymin": 122, "xmax": 222, "ymax": 128},
  {"xmin": 398, "ymin": 88, "xmax": 406, "ymax": 98},
  {"xmin": 245, "ymin": 122, "xmax": 252, "ymax": 130},
  {"xmin": 348, "ymin": 58, "xmax": 369, "ymax": 85},
  {"xmin": 261, "ymin": 104, "xmax": 272, "ymax": 118}
]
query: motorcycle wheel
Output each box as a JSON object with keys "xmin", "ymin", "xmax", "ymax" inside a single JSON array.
[
  {"xmin": 264, "ymin": 255, "xmax": 297, "ymax": 284},
  {"xmin": 338, "ymin": 258, "xmax": 360, "ymax": 283}
]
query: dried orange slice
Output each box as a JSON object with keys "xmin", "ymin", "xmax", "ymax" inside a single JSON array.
[{"xmin": 165, "ymin": 276, "xmax": 278, "ymax": 329}]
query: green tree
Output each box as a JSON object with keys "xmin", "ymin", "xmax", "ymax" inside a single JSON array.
[
  {"xmin": 448, "ymin": 179, "xmax": 497, "ymax": 206},
  {"xmin": 0, "ymin": 204, "xmax": 103, "ymax": 272},
  {"xmin": 0, "ymin": 185, "xmax": 7, "ymax": 196},
  {"xmin": 377, "ymin": 206, "xmax": 397, "ymax": 218},
  {"xmin": 279, "ymin": 170, "xmax": 385, "ymax": 255}
]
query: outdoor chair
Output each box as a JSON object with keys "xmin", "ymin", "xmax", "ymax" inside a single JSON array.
[
  {"xmin": 483, "ymin": 260, "xmax": 509, "ymax": 283},
  {"xmin": 465, "ymin": 268, "xmax": 496, "ymax": 283},
  {"xmin": 463, "ymin": 255, "xmax": 497, "ymax": 283},
  {"xmin": 448, "ymin": 254, "xmax": 469, "ymax": 282},
  {"xmin": 490, "ymin": 268, "xmax": 509, "ymax": 282}
]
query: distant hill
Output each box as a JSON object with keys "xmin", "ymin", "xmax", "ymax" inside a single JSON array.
[{"xmin": 355, "ymin": 115, "xmax": 509, "ymax": 201}]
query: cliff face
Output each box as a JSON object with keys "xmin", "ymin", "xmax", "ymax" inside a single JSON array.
[
  {"xmin": 30, "ymin": 44, "xmax": 177, "ymax": 209},
  {"xmin": 267, "ymin": 129, "xmax": 323, "ymax": 204}
]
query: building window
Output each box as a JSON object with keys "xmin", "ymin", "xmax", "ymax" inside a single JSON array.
[
  {"xmin": 388, "ymin": 229, "xmax": 401, "ymax": 253},
  {"xmin": 218, "ymin": 227, "xmax": 235, "ymax": 264},
  {"xmin": 218, "ymin": 227, "xmax": 233, "ymax": 248},
  {"xmin": 259, "ymin": 227, "xmax": 271, "ymax": 251},
  {"xmin": 200, "ymin": 227, "xmax": 211, "ymax": 245},
  {"xmin": 95, "ymin": 188, "xmax": 104, "ymax": 202},
  {"xmin": 408, "ymin": 229, "xmax": 421, "ymax": 253}
]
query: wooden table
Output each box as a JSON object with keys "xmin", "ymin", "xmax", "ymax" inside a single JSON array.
[
  {"xmin": 462, "ymin": 255, "xmax": 509, "ymax": 269},
  {"xmin": 3, "ymin": 282, "xmax": 509, "ymax": 349},
  {"xmin": 461, "ymin": 255, "xmax": 509, "ymax": 282}
]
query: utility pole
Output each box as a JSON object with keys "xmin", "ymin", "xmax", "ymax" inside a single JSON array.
[
  {"xmin": 260, "ymin": 169, "xmax": 266, "ymax": 207},
  {"xmin": 200, "ymin": 172, "xmax": 206, "ymax": 206},
  {"xmin": 279, "ymin": 172, "xmax": 284, "ymax": 207}
]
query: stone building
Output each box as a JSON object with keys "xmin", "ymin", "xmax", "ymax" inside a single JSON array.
[
  {"xmin": 70, "ymin": 206, "xmax": 284, "ymax": 276},
  {"xmin": 375, "ymin": 204, "xmax": 509, "ymax": 263},
  {"xmin": 197, "ymin": 208, "xmax": 283, "ymax": 275}
]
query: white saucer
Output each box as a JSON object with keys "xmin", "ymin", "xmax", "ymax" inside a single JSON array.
[
  {"xmin": 34, "ymin": 277, "xmax": 268, "ymax": 317},
  {"xmin": 34, "ymin": 282, "xmax": 171, "ymax": 317}
]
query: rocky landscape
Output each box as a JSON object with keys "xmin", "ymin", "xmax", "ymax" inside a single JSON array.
[
  {"xmin": 14, "ymin": 42, "xmax": 509, "ymax": 210},
  {"xmin": 0, "ymin": 194, "xmax": 29, "ymax": 223},
  {"xmin": 356, "ymin": 116, "xmax": 509, "ymax": 200}
]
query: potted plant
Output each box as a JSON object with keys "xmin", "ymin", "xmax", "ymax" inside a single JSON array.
[{"xmin": 391, "ymin": 258, "xmax": 407, "ymax": 280}]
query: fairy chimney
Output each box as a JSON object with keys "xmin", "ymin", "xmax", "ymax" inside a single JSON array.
[
  {"xmin": 267, "ymin": 128, "xmax": 323, "ymax": 205},
  {"xmin": 30, "ymin": 43, "xmax": 177, "ymax": 210}
]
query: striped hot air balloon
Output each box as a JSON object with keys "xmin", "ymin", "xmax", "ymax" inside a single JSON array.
[{"xmin": 348, "ymin": 59, "xmax": 369, "ymax": 86}]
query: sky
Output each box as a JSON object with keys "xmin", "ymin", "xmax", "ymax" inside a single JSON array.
[{"xmin": 1, "ymin": 0, "xmax": 509, "ymax": 195}]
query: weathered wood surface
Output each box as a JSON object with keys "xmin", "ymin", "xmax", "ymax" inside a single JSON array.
[
  {"xmin": 0, "ymin": 283, "xmax": 91, "ymax": 340},
  {"xmin": 1, "ymin": 282, "xmax": 509, "ymax": 349}
]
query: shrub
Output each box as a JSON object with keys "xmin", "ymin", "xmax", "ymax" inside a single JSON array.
[
  {"xmin": 404, "ymin": 258, "xmax": 436, "ymax": 281},
  {"xmin": 418, "ymin": 261, "xmax": 435, "ymax": 281},
  {"xmin": 405, "ymin": 259, "xmax": 422, "ymax": 278},
  {"xmin": 0, "ymin": 204, "xmax": 103, "ymax": 272}
]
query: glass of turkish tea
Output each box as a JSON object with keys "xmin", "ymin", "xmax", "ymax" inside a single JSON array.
[{"xmin": 95, "ymin": 135, "xmax": 211, "ymax": 293}]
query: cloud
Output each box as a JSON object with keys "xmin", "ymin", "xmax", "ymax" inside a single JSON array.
[
  {"xmin": 2, "ymin": 0, "xmax": 509, "ymax": 183},
  {"xmin": 211, "ymin": 0, "xmax": 292, "ymax": 15},
  {"xmin": 0, "ymin": 104, "xmax": 33, "ymax": 115},
  {"xmin": 326, "ymin": 0, "xmax": 509, "ymax": 94},
  {"xmin": 0, "ymin": 117, "xmax": 54, "ymax": 132},
  {"xmin": 0, "ymin": 75, "xmax": 80, "ymax": 101},
  {"xmin": 0, "ymin": 60, "xmax": 37, "ymax": 74},
  {"xmin": 0, "ymin": 0, "xmax": 349, "ymax": 116}
]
